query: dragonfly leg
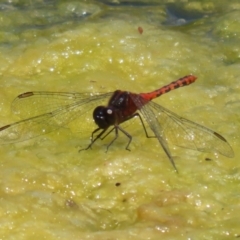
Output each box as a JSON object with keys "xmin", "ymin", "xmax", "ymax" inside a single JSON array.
[
  {"xmin": 80, "ymin": 113, "xmax": 154, "ymax": 152},
  {"xmin": 132, "ymin": 113, "xmax": 156, "ymax": 138},
  {"xmin": 105, "ymin": 125, "xmax": 132, "ymax": 152},
  {"xmin": 119, "ymin": 125, "xmax": 132, "ymax": 151},
  {"xmin": 104, "ymin": 113, "xmax": 154, "ymax": 151},
  {"xmin": 100, "ymin": 127, "xmax": 115, "ymax": 140},
  {"xmin": 79, "ymin": 127, "xmax": 108, "ymax": 151},
  {"xmin": 105, "ymin": 127, "xmax": 119, "ymax": 152}
]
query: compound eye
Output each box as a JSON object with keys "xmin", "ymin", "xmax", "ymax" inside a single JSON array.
[{"xmin": 93, "ymin": 106, "xmax": 115, "ymax": 129}]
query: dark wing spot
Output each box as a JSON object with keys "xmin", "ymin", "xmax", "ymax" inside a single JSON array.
[
  {"xmin": 18, "ymin": 92, "xmax": 34, "ymax": 98},
  {"xmin": 0, "ymin": 124, "xmax": 11, "ymax": 131},
  {"xmin": 214, "ymin": 132, "xmax": 227, "ymax": 142}
]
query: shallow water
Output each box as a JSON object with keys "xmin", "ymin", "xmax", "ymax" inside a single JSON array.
[{"xmin": 0, "ymin": 0, "xmax": 240, "ymax": 239}]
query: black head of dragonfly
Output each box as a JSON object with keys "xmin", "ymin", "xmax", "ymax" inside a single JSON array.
[{"xmin": 93, "ymin": 106, "xmax": 116, "ymax": 129}]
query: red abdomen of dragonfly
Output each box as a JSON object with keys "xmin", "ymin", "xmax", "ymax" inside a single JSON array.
[{"xmin": 140, "ymin": 75, "xmax": 197, "ymax": 101}]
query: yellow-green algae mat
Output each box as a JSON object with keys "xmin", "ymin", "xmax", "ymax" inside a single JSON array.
[{"xmin": 0, "ymin": 1, "xmax": 239, "ymax": 239}]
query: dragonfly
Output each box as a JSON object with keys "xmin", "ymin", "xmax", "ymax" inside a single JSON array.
[{"xmin": 0, "ymin": 75, "xmax": 234, "ymax": 171}]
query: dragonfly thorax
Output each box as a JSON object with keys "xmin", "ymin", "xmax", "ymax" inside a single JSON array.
[{"xmin": 93, "ymin": 106, "xmax": 116, "ymax": 129}]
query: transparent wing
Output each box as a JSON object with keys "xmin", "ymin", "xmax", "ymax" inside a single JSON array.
[
  {"xmin": 0, "ymin": 92, "xmax": 113, "ymax": 144},
  {"xmin": 12, "ymin": 92, "xmax": 106, "ymax": 118},
  {"xmin": 130, "ymin": 95, "xmax": 178, "ymax": 170},
  {"xmin": 146, "ymin": 101, "xmax": 234, "ymax": 158}
]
